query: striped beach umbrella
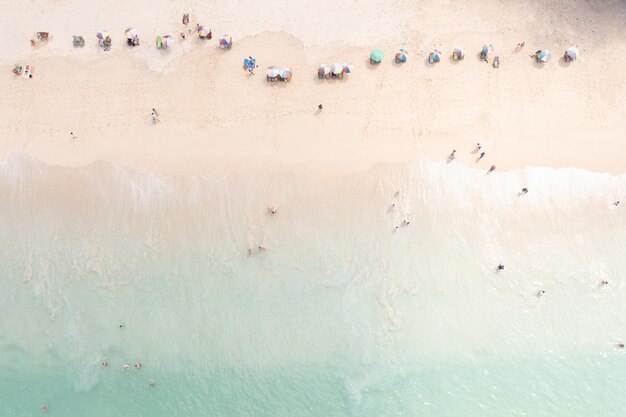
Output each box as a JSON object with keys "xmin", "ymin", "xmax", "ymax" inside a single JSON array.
[
  {"xmin": 342, "ymin": 63, "xmax": 353, "ymax": 74},
  {"xmin": 395, "ymin": 49, "xmax": 408, "ymax": 62},
  {"xmin": 370, "ymin": 49, "xmax": 384, "ymax": 63},
  {"xmin": 428, "ymin": 49, "xmax": 441, "ymax": 63},
  {"xmin": 197, "ymin": 25, "xmax": 211, "ymax": 38},
  {"xmin": 279, "ymin": 67, "xmax": 292, "ymax": 81},
  {"xmin": 125, "ymin": 28, "xmax": 138, "ymax": 40},
  {"xmin": 318, "ymin": 64, "xmax": 330, "ymax": 77},
  {"xmin": 267, "ymin": 66, "xmax": 280, "ymax": 78},
  {"xmin": 331, "ymin": 63, "xmax": 343, "ymax": 75},
  {"xmin": 452, "ymin": 47, "xmax": 464, "ymax": 60},
  {"xmin": 96, "ymin": 31, "xmax": 109, "ymax": 41},
  {"xmin": 538, "ymin": 50, "xmax": 551, "ymax": 62},
  {"xmin": 219, "ymin": 35, "xmax": 232, "ymax": 48},
  {"xmin": 564, "ymin": 47, "xmax": 578, "ymax": 61}
]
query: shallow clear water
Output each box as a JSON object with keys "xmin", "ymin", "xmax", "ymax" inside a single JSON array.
[{"xmin": 1, "ymin": 153, "xmax": 625, "ymax": 416}]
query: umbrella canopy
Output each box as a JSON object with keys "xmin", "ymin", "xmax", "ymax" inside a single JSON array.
[
  {"xmin": 428, "ymin": 49, "xmax": 441, "ymax": 63},
  {"xmin": 125, "ymin": 28, "xmax": 138, "ymax": 40},
  {"xmin": 279, "ymin": 67, "xmax": 292, "ymax": 80},
  {"xmin": 342, "ymin": 63, "xmax": 353, "ymax": 74},
  {"xmin": 219, "ymin": 35, "xmax": 232, "ymax": 48},
  {"xmin": 452, "ymin": 47, "xmax": 464, "ymax": 60},
  {"xmin": 538, "ymin": 50, "xmax": 551, "ymax": 62},
  {"xmin": 370, "ymin": 49, "xmax": 384, "ymax": 63},
  {"xmin": 157, "ymin": 35, "xmax": 173, "ymax": 48},
  {"xmin": 481, "ymin": 44, "xmax": 494, "ymax": 55},
  {"xmin": 267, "ymin": 66, "xmax": 280, "ymax": 78},
  {"xmin": 564, "ymin": 47, "xmax": 578, "ymax": 61},
  {"xmin": 244, "ymin": 57, "xmax": 256, "ymax": 69},
  {"xmin": 331, "ymin": 63, "xmax": 343, "ymax": 75},
  {"xmin": 96, "ymin": 31, "xmax": 109, "ymax": 41},
  {"xmin": 318, "ymin": 64, "xmax": 330, "ymax": 76},
  {"xmin": 197, "ymin": 25, "xmax": 211, "ymax": 38},
  {"xmin": 395, "ymin": 49, "xmax": 408, "ymax": 62}
]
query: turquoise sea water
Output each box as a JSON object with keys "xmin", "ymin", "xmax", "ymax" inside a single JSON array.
[{"xmin": 1, "ymin": 153, "xmax": 625, "ymax": 416}]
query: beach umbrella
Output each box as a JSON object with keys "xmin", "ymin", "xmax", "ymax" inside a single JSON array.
[
  {"xmin": 564, "ymin": 47, "xmax": 578, "ymax": 61},
  {"xmin": 244, "ymin": 57, "xmax": 256, "ymax": 69},
  {"xmin": 342, "ymin": 63, "xmax": 353, "ymax": 74},
  {"xmin": 395, "ymin": 49, "xmax": 408, "ymax": 62},
  {"xmin": 331, "ymin": 63, "xmax": 343, "ymax": 75},
  {"xmin": 197, "ymin": 25, "xmax": 211, "ymax": 38},
  {"xmin": 125, "ymin": 28, "xmax": 138, "ymax": 40},
  {"xmin": 428, "ymin": 49, "xmax": 441, "ymax": 63},
  {"xmin": 267, "ymin": 66, "xmax": 280, "ymax": 78},
  {"xmin": 219, "ymin": 35, "xmax": 232, "ymax": 48},
  {"xmin": 482, "ymin": 44, "xmax": 494, "ymax": 55},
  {"xmin": 318, "ymin": 64, "xmax": 330, "ymax": 76},
  {"xmin": 96, "ymin": 31, "xmax": 109, "ymax": 41},
  {"xmin": 452, "ymin": 47, "xmax": 464, "ymax": 60},
  {"xmin": 538, "ymin": 50, "xmax": 551, "ymax": 62},
  {"xmin": 370, "ymin": 49, "xmax": 384, "ymax": 63},
  {"xmin": 279, "ymin": 67, "xmax": 292, "ymax": 81},
  {"xmin": 157, "ymin": 35, "xmax": 173, "ymax": 48}
]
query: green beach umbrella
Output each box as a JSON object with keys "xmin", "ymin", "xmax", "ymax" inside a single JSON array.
[{"xmin": 370, "ymin": 49, "xmax": 384, "ymax": 63}]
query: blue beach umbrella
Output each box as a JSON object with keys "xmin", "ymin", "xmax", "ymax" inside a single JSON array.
[
  {"xmin": 482, "ymin": 44, "xmax": 494, "ymax": 55},
  {"xmin": 538, "ymin": 50, "xmax": 551, "ymax": 62}
]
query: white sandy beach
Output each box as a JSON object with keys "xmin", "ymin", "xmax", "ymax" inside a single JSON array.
[{"xmin": 1, "ymin": 0, "xmax": 625, "ymax": 176}]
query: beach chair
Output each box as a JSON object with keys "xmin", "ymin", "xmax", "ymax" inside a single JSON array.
[{"xmin": 73, "ymin": 36, "xmax": 85, "ymax": 47}]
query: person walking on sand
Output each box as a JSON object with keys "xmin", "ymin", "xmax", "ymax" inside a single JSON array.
[
  {"xmin": 70, "ymin": 132, "xmax": 77, "ymax": 140},
  {"xmin": 318, "ymin": 104, "xmax": 323, "ymax": 112},
  {"xmin": 479, "ymin": 152, "xmax": 485, "ymax": 160},
  {"xmin": 497, "ymin": 264, "xmax": 505, "ymax": 271},
  {"xmin": 151, "ymin": 108, "xmax": 159, "ymax": 123},
  {"xmin": 476, "ymin": 143, "xmax": 482, "ymax": 151},
  {"xmin": 614, "ymin": 201, "xmax": 620, "ymax": 207},
  {"xmin": 489, "ymin": 165, "xmax": 496, "ymax": 172},
  {"xmin": 449, "ymin": 150, "xmax": 456, "ymax": 160},
  {"xmin": 537, "ymin": 289, "xmax": 546, "ymax": 297},
  {"xmin": 521, "ymin": 188, "xmax": 528, "ymax": 194}
]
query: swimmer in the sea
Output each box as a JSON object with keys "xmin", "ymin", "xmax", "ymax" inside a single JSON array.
[
  {"xmin": 102, "ymin": 360, "xmax": 109, "ymax": 368},
  {"xmin": 135, "ymin": 362, "xmax": 142, "ymax": 369},
  {"xmin": 122, "ymin": 363, "xmax": 130, "ymax": 370},
  {"xmin": 148, "ymin": 379, "xmax": 155, "ymax": 387},
  {"xmin": 42, "ymin": 404, "xmax": 48, "ymax": 413},
  {"xmin": 618, "ymin": 342, "xmax": 625, "ymax": 349}
]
